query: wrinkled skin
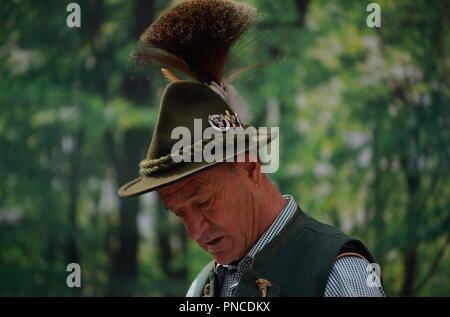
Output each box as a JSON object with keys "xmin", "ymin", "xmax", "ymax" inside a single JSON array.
[{"xmin": 157, "ymin": 159, "xmax": 286, "ymax": 264}]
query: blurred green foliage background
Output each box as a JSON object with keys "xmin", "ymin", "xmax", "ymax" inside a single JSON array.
[{"xmin": 0, "ymin": 0, "xmax": 449, "ymax": 296}]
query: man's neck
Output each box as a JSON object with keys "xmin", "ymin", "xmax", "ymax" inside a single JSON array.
[
  {"xmin": 251, "ymin": 181, "xmax": 287, "ymax": 251},
  {"xmin": 259, "ymin": 183, "xmax": 286, "ymax": 227}
]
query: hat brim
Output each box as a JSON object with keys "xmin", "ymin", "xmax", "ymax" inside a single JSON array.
[{"xmin": 117, "ymin": 130, "xmax": 277, "ymax": 198}]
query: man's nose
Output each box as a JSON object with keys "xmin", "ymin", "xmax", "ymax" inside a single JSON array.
[{"xmin": 184, "ymin": 208, "xmax": 209, "ymax": 241}]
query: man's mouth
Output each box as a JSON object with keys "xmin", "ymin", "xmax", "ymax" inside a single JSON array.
[{"xmin": 205, "ymin": 236, "xmax": 225, "ymax": 253}]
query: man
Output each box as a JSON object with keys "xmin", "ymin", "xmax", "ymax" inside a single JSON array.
[{"xmin": 118, "ymin": 0, "xmax": 384, "ymax": 297}]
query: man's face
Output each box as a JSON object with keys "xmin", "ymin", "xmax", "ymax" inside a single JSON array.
[{"xmin": 157, "ymin": 163, "xmax": 257, "ymax": 264}]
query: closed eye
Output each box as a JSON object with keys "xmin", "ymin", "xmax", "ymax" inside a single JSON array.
[{"xmin": 198, "ymin": 197, "xmax": 212, "ymax": 207}]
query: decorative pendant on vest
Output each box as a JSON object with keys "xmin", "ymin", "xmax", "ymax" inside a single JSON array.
[
  {"xmin": 256, "ymin": 278, "xmax": 272, "ymax": 297},
  {"xmin": 203, "ymin": 283, "xmax": 211, "ymax": 297}
]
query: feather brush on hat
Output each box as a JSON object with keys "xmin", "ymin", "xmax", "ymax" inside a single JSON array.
[{"xmin": 133, "ymin": 0, "xmax": 258, "ymax": 122}]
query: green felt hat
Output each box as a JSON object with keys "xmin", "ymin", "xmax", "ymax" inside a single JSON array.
[{"xmin": 118, "ymin": 80, "xmax": 276, "ymax": 198}]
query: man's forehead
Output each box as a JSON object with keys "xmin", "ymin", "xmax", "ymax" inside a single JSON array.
[{"xmin": 158, "ymin": 174, "xmax": 212, "ymax": 201}]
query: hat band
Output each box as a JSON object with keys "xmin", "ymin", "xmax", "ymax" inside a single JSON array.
[
  {"xmin": 138, "ymin": 138, "xmax": 212, "ymax": 176},
  {"xmin": 138, "ymin": 127, "xmax": 259, "ymax": 176}
]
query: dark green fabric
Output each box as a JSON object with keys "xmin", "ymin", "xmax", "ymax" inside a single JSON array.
[
  {"xmin": 147, "ymin": 81, "xmax": 234, "ymax": 160},
  {"xmin": 191, "ymin": 205, "xmax": 375, "ymax": 297}
]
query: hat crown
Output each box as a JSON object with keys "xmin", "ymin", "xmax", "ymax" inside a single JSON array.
[
  {"xmin": 147, "ymin": 81, "xmax": 235, "ymax": 160},
  {"xmin": 118, "ymin": 80, "xmax": 275, "ymax": 197}
]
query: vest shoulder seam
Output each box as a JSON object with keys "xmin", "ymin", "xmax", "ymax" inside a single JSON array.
[{"xmin": 335, "ymin": 252, "xmax": 370, "ymax": 263}]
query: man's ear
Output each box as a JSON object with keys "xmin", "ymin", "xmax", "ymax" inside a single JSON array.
[{"xmin": 240, "ymin": 152, "xmax": 261, "ymax": 186}]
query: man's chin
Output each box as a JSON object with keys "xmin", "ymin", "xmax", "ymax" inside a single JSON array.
[
  {"xmin": 212, "ymin": 252, "xmax": 240, "ymax": 265},
  {"xmin": 203, "ymin": 236, "xmax": 236, "ymax": 264},
  {"xmin": 211, "ymin": 253, "xmax": 228, "ymax": 265}
]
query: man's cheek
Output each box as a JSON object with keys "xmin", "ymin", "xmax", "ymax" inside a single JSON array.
[{"xmin": 183, "ymin": 222, "xmax": 198, "ymax": 241}]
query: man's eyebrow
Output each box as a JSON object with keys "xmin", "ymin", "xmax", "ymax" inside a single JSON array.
[
  {"xmin": 162, "ymin": 184, "xmax": 209, "ymax": 210},
  {"xmin": 187, "ymin": 189, "xmax": 200, "ymax": 199}
]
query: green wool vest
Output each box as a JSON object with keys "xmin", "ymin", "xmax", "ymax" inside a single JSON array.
[{"xmin": 188, "ymin": 205, "xmax": 376, "ymax": 297}]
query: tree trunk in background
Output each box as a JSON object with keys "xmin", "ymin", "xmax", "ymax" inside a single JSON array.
[
  {"xmin": 156, "ymin": 200, "xmax": 188, "ymax": 296},
  {"xmin": 173, "ymin": 225, "xmax": 188, "ymax": 290},
  {"xmin": 295, "ymin": 0, "xmax": 310, "ymax": 27},
  {"xmin": 401, "ymin": 248, "xmax": 418, "ymax": 296},
  {"xmin": 399, "ymin": 118, "xmax": 421, "ymax": 297},
  {"xmin": 66, "ymin": 129, "xmax": 83, "ymax": 296},
  {"xmin": 109, "ymin": 0, "xmax": 155, "ymax": 296},
  {"xmin": 369, "ymin": 107, "xmax": 389, "ymax": 263}
]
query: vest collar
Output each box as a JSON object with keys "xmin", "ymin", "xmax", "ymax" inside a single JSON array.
[
  {"xmin": 233, "ymin": 205, "xmax": 306, "ymax": 297},
  {"xmin": 252, "ymin": 205, "xmax": 305, "ymax": 267}
]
